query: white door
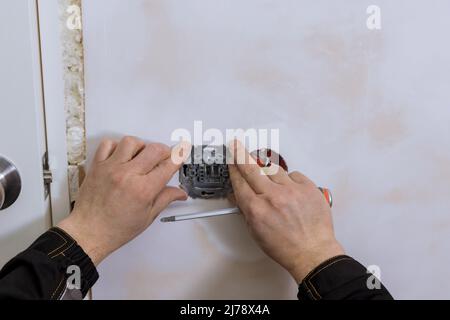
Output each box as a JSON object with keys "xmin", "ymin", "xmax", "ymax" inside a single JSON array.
[{"xmin": 0, "ymin": 0, "xmax": 51, "ymax": 267}]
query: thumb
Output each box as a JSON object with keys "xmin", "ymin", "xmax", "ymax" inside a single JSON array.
[{"xmin": 149, "ymin": 186, "xmax": 188, "ymax": 220}]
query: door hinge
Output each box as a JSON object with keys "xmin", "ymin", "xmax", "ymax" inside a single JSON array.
[{"xmin": 42, "ymin": 152, "xmax": 53, "ymax": 199}]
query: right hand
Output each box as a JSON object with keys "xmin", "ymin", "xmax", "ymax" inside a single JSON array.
[{"xmin": 228, "ymin": 140, "xmax": 345, "ymax": 283}]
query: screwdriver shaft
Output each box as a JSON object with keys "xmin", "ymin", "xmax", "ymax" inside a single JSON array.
[
  {"xmin": 161, "ymin": 207, "xmax": 240, "ymax": 223},
  {"xmin": 161, "ymin": 187, "xmax": 332, "ymax": 223}
]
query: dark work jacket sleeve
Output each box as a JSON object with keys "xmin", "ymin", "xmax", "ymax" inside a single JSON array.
[
  {"xmin": 0, "ymin": 227, "xmax": 98, "ymax": 300},
  {"xmin": 298, "ymin": 255, "xmax": 393, "ymax": 300}
]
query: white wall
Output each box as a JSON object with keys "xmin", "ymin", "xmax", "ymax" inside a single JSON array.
[{"xmin": 83, "ymin": 0, "xmax": 450, "ymax": 299}]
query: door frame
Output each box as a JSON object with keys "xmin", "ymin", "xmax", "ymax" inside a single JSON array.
[{"xmin": 36, "ymin": 0, "xmax": 72, "ymax": 224}]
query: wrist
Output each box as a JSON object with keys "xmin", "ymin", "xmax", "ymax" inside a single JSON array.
[
  {"xmin": 289, "ymin": 239, "xmax": 345, "ymax": 284},
  {"xmin": 57, "ymin": 212, "xmax": 110, "ymax": 266}
]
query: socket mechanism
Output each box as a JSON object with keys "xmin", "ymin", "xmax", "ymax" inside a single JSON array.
[
  {"xmin": 179, "ymin": 145, "xmax": 288, "ymax": 199},
  {"xmin": 179, "ymin": 145, "xmax": 232, "ymax": 199}
]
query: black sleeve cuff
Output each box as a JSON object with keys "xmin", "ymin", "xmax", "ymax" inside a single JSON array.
[
  {"xmin": 297, "ymin": 255, "xmax": 393, "ymax": 300},
  {"xmin": 28, "ymin": 227, "xmax": 99, "ymax": 299}
]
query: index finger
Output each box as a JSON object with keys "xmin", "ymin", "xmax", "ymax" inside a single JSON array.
[
  {"xmin": 94, "ymin": 139, "xmax": 118, "ymax": 162},
  {"xmin": 228, "ymin": 164, "xmax": 256, "ymax": 214},
  {"xmin": 129, "ymin": 143, "xmax": 171, "ymax": 175},
  {"xmin": 146, "ymin": 141, "xmax": 191, "ymax": 192},
  {"xmin": 230, "ymin": 140, "xmax": 273, "ymax": 194}
]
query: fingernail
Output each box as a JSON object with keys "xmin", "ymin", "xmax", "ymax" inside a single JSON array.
[
  {"xmin": 227, "ymin": 140, "xmax": 236, "ymax": 154},
  {"xmin": 176, "ymin": 188, "xmax": 189, "ymax": 201},
  {"xmin": 171, "ymin": 140, "xmax": 192, "ymax": 165},
  {"xmin": 180, "ymin": 193, "xmax": 188, "ymax": 201}
]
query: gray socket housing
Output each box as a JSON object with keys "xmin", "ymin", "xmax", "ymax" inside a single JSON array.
[{"xmin": 179, "ymin": 145, "xmax": 232, "ymax": 199}]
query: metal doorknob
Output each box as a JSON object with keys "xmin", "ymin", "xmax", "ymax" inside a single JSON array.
[{"xmin": 0, "ymin": 156, "xmax": 22, "ymax": 210}]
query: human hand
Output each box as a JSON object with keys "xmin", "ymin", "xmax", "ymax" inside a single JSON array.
[
  {"xmin": 58, "ymin": 136, "xmax": 191, "ymax": 266},
  {"xmin": 228, "ymin": 140, "xmax": 344, "ymax": 283}
]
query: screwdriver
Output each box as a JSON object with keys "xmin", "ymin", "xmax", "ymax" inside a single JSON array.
[{"xmin": 161, "ymin": 187, "xmax": 332, "ymax": 223}]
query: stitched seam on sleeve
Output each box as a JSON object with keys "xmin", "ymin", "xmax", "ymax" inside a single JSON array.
[
  {"xmin": 307, "ymin": 257, "xmax": 353, "ymax": 299},
  {"xmin": 50, "ymin": 276, "xmax": 65, "ymax": 300},
  {"xmin": 307, "ymin": 278, "xmax": 322, "ymax": 299},
  {"xmin": 309, "ymin": 257, "xmax": 353, "ymax": 280},
  {"xmin": 303, "ymin": 280, "xmax": 318, "ymax": 300},
  {"xmin": 57, "ymin": 285, "xmax": 68, "ymax": 300},
  {"xmin": 47, "ymin": 230, "xmax": 68, "ymax": 256},
  {"xmin": 302, "ymin": 255, "xmax": 348, "ymax": 280},
  {"xmin": 50, "ymin": 241, "xmax": 75, "ymax": 259}
]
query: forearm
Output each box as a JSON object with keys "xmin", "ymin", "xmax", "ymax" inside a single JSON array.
[
  {"xmin": 297, "ymin": 255, "xmax": 393, "ymax": 300},
  {"xmin": 0, "ymin": 227, "xmax": 98, "ymax": 300}
]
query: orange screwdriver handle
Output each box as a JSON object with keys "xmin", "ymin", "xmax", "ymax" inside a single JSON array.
[{"xmin": 318, "ymin": 187, "xmax": 333, "ymax": 208}]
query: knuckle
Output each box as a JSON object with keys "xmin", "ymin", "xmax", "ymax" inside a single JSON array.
[
  {"xmin": 100, "ymin": 138, "xmax": 113, "ymax": 146},
  {"xmin": 149, "ymin": 143, "xmax": 170, "ymax": 157},
  {"xmin": 269, "ymin": 193, "xmax": 290, "ymax": 209},
  {"xmin": 122, "ymin": 136, "xmax": 138, "ymax": 145},
  {"xmin": 111, "ymin": 172, "xmax": 127, "ymax": 187},
  {"xmin": 289, "ymin": 171, "xmax": 302, "ymax": 181},
  {"xmin": 290, "ymin": 171, "xmax": 314, "ymax": 186},
  {"xmin": 244, "ymin": 165, "xmax": 260, "ymax": 177}
]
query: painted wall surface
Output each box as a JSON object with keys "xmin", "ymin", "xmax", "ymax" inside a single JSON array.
[{"xmin": 83, "ymin": 0, "xmax": 450, "ymax": 299}]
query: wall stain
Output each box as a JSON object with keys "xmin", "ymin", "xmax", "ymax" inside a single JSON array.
[
  {"xmin": 367, "ymin": 110, "xmax": 407, "ymax": 147},
  {"xmin": 432, "ymin": 153, "xmax": 450, "ymax": 184},
  {"xmin": 333, "ymin": 171, "xmax": 365, "ymax": 213},
  {"xmin": 381, "ymin": 186, "xmax": 435, "ymax": 205},
  {"xmin": 138, "ymin": 0, "xmax": 199, "ymax": 91},
  {"xmin": 236, "ymin": 64, "xmax": 294, "ymax": 92},
  {"xmin": 382, "ymin": 188, "xmax": 409, "ymax": 204},
  {"xmin": 303, "ymin": 29, "xmax": 384, "ymax": 110}
]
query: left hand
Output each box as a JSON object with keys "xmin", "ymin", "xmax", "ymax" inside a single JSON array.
[{"xmin": 58, "ymin": 136, "xmax": 191, "ymax": 265}]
